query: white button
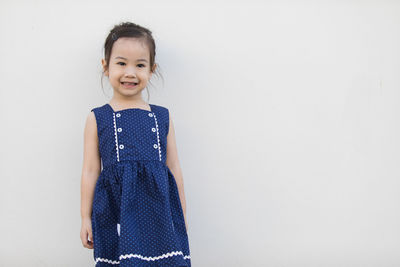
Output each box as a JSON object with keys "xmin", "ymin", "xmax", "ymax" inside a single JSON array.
[
  {"xmin": 148, "ymin": 113, "xmax": 153, "ymax": 117},
  {"xmin": 153, "ymin": 144, "xmax": 158, "ymax": 149},
  {"xmin": 119, "ymin": 144, "xmax": 124, "ymax": 149},
  {"xmin": 152, "ymin": 128, "xmax": 156, "ymax": 132},
  {"xmin": 117, "ymin": 128, "xmax": 122, "ymax": 132},
  {"xmin": 116, "ymin": 113, "xmax": 121, "ymax": 117}
]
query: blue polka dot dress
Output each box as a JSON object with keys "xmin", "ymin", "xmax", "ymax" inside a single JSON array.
[{"xmin": 90, "ymin": 103, "xmax": 191, "ymax": 266}]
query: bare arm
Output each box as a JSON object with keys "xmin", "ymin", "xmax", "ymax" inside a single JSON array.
[
  {"xmin": 165, "ymin": 112, "xmax": 188, "ymax": 220},
  {"xmin": 80, "ymin": 111, "xmax": 101, "ymax": 220}
]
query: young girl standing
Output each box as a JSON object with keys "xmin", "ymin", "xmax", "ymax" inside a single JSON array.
[{"xmin": 80, "ymin": 22, "xmax": 191, "ymax": 266}]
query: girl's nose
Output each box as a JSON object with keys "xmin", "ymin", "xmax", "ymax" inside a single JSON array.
[
  {"xmin": 124, "ymin": 66, "xmax": 137, "ymax": 77},
  {"xmin": 124, "ymin": 71, "xmax": 136, "ymax": 77},
  {"xmin": 124, "ymin": 73, "xmax": 136, "ymax": 77}
]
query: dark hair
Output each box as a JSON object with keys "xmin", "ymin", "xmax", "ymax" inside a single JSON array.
[{"xmin": 101, "ymin": 21, "xmax": 163, "ymax": 101}]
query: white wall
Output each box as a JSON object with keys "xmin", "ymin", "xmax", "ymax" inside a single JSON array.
[{"xmin": 0, "ymin": 0, "xmax": 399, "ymax": 266}]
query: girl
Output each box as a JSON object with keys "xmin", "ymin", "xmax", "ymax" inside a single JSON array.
[{"xmin": 80, "ymin": 22, "xmax": 191, "ymax": 266}]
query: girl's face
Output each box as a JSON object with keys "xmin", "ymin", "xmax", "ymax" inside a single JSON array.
[{"xmin": 102, "ymin": 37, "xmax": 156, "ymax": 99}]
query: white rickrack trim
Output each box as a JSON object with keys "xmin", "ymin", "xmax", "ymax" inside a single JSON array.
[
  {"xmin": 95, "ymin": 257, "xmax": 120, "ymax": 265},
  {"xmin": 120, "ymin": 250, "xmax": 190, "ymax": 261},
  {"xmin": 94, "ymin": 251, "xmax": 191, "ymax": 265},
  {"xmin": 112, "ymin": 113, "xmax": 120, "ymax": 162},
  {"xmin": 152, "ymin": 112, "xmax": 162, "ymax": 161}
]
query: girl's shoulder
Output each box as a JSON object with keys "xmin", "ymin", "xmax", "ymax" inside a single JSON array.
[
  {"xmin": 150, "ymin": 103, "xmax": 169, "ymax": 113},
  {"xmin": 90, "ymin": 103, "xmax": 108, "ymax": 112}
]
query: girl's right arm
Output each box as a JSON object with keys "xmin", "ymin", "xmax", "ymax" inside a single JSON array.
[{"xmin": 80, "ymin": 111, "xmax": 101, "ymax": 249}]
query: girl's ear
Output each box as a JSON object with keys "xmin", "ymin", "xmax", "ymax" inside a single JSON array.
[
  {"xmin": 101, "ymin": 59, "xmax": 109, "ymax": 76},
  {"xmin": 151, "ymin": 63, "xmax": 157, "ymax": 74}
]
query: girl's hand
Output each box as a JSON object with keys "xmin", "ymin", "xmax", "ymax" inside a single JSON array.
[{"xmin": 80, "ymin": 217, "xmax": 94, "ymax": 249}]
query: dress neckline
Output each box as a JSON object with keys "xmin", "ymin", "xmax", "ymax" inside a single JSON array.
[{"xmin": 106, "ymin": 103, "xmax": 153, "ymax": 113}]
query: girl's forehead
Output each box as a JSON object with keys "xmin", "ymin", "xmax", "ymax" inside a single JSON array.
[{"xmin": 111, "ymin": 37, "xmax": 150, "ymax": 59}]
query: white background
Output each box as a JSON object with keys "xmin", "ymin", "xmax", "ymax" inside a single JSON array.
[{"xmin": 0, "ymin": 0, "xmax": 399, "ymax": 266}]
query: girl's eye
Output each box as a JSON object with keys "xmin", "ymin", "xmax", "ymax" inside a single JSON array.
[{"xmin": 117, "ymin": 62, "xmax": 145, "ymax": 67}]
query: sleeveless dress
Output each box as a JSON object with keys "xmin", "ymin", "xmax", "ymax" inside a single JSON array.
[{"xmin": 90, "ymin": 103, "xmax": 191, "ymax": 266}]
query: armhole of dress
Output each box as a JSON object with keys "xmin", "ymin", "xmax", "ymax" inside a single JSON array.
[
  {"xmin": 91, "ymin": 108, "xmax": 103, "ymax": 169},
  {"xmin": 91, "ymin": 108, "xmax": 100, "ymax": 145}
]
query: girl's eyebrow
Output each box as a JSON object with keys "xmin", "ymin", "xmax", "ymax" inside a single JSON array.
[{"xmin": 115, "ymin": 56, "xmax": 148, "ymax": 62}]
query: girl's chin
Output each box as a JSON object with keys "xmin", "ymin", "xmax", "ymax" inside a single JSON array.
[{"xmin": 115, "ymin": 88, "xmax": 144, "ymax": 96}]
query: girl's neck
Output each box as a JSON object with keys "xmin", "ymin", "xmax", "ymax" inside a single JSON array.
[{"xmin": 109, "ymin": 97, "xmax": 149, "ymax": 110}]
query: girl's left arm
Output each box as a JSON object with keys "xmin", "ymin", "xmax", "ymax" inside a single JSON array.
[{"xmin": 165, "ymin": 112, "xmax": 188, "ymax": 222}]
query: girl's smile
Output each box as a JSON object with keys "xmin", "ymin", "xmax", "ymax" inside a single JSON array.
[{"xmin": 121, "ymin": 82, "xmax": 139, "ymax": 88}]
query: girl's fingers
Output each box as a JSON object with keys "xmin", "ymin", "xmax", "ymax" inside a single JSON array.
[
  {"xmin": 87, "ymin": 229, "xmax": 94, "ymax": 248},
  {"xmin": 81, "ymin": 229, "xmax": 94, "ymax": 249},
  {"xmin": 85, "ymin": 238, "xmax": 94, "ymax": 249},
  {"xmin": 86, "ymin": 239, "xmax": 94, "ymax": 249}
]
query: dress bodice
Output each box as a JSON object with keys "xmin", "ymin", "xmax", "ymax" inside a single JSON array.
[{"xmin": 91, "ymin": 103, "xmax": 170, "ymax": 168}]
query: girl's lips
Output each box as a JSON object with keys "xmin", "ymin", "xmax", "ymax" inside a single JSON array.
[{"xmin": 121, "ymin": 82, "xmax": 138, "ymax": 88}]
